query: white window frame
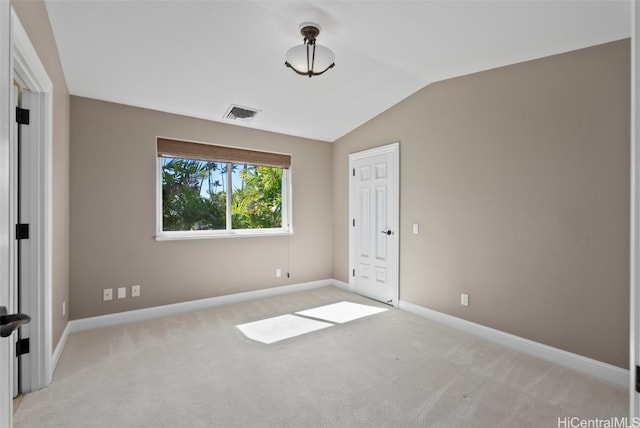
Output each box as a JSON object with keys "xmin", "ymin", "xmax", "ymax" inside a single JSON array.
[{"xmin": 155, "ymin": 157, "xmax": 293, "ymax": 240}]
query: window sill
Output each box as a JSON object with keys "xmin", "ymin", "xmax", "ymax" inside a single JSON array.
[{"xmin": 155, "ymin": 229, "xmax": 293, "ymax": 241}]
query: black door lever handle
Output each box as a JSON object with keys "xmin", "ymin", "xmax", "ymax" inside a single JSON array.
[{"xmin": 0, "ymin": 306, "xmax": 30, "ymax": 338}]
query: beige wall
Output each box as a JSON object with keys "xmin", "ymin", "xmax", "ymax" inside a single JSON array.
[
  {"xmin": 332, "ymin": 39, "xmax": 630, "ymax": 368},
  {"xmin": 69, "ymin": 97, "xmax": 332, "ymax": 319},
  {"xmin": 12, "ymin": 0, "xmax": 70, "ymax": 350}
]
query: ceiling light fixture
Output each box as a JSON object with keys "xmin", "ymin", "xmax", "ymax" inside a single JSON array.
[{"xmin": 285, "ymin": 23, "xmax": 335, "ymax": 78}]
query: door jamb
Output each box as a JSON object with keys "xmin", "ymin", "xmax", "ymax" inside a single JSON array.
[
  {"xmin": 11, "ymin": 8, "xmax": 54, "ymax": 393},
  {"xmin": 348, "ymin": 142, "xmax": 400, "ymax": 308}
]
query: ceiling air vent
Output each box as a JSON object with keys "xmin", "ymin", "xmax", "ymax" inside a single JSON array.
[{"xmin": 224, "ymin": 104, "xmax": 260, "ymax": 123}]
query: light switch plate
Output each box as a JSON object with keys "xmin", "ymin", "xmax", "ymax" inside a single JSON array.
[{"xmin": 461, "ymin": 293, "xmax": 469, "ymax": 306}]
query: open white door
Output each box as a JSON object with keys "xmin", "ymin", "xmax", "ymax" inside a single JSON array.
[
  {"xmin": 349, "ymin": 143, "xmax": 399, "ymax": 306},
  {"xmin": 15, "ymin": 88, "xmax": 43, "ymax": 394}
]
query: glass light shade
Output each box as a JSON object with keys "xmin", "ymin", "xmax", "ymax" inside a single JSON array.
[
  {"xmin": 284, "ymin": 45, "xmax": 308, "ymax": 71},
  {"xmin": 285, "ymin": 43, "xmax": 335, "ymax": 77}
]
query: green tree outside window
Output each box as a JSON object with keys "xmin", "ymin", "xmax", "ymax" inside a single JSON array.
[{"xmin": 161, "ymin": 157, "xmax": 283, "ymax": 231}]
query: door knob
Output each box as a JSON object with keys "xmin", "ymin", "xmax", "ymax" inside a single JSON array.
[
  {"xmin": 0, "ymin": 306, "xmax": 30, "ymax": 338},
  {"xmin": 380, "ymin": 230, "xmax": 393, "ymax": 236}
]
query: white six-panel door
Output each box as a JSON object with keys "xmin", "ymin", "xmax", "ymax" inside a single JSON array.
[{"xmin": 349, "ymin": 143, "xmax": 399, "ymax": 306}]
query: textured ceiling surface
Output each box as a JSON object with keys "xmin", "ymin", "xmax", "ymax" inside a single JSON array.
[{"xmin": 44, "ymin": 1, "xmax": 631, "ymax": 142}]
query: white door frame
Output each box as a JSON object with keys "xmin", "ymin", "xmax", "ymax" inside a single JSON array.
[
  {"xmin": 0, "ymin": 9, "xmax": 53, "ymax": 426},
  {"xmin": 348, "ymin": 142, "xmax": 400, "ymax": 307},
  {"xmin": 11, "ymin": 8, "xmax": 54, "ymax": 394},
  {"xmin": 631, "ymin": 0, "xmax": 639, "ymax": 418}
]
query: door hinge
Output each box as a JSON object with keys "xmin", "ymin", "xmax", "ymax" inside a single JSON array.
[
  {"xmin": 352, "ymin": 168, "xmax": 355, "ymax": 177},
  {"xmin": 352, "ymin": 218, "xmax": 355, "ymax": 227},
  {"xmin": 16, "ymin": 223, "xmax": 29, "ymax": 240},
  {"xmin": 15, "ymin": 107, "xmax": 30, "ymax": 125},
  {"xmin": 16, "ymin": 338, "xmax": 29, "ymax": 356},
  {"xmin": 352, "ymin": 269, "xmax": 355, "ymax": 277},
  {"xmin": 636, "ymin": 365, "xmax": 640, "ymax": 393}
]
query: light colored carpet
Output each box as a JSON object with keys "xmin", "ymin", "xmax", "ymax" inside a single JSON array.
[{"xmin": 14, "ymin": 286, "xmax": 627, "ymax": 427}]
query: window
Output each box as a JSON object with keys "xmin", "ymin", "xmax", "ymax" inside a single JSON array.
[{"xmin": 156, "ymin": 138, "xmax": 292, "ymax": 240}]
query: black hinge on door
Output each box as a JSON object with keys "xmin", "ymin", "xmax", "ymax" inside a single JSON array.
[
  {"xmin": 16, "ymin": 338, "xmax": 29, "ymax": 356},
  {"xmin": 16, "ymin": 223, "xmax": 29, "ymax": 240},
  {"xmin": 352, "ymin": 269, "xmax": 355, "ymax": 277},
  {"xmin": 352, "ymin": 219, "xmax": 355, "ymax": 227},
  {"xmin": 352, "ymin": 168, "xmax": 355, "ymax": 177},
  {"xmin": 636, "ymin": 365, "xmax": 640, "ymax": 393},
  {"xmin": 16, "ymin": 107, "xmax": 30, "ymax": 125}
]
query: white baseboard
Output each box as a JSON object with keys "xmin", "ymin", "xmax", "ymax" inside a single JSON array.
[
  {"xmin": 330, "ymin": 279, "xmax": 350, "ymax": 291},
  {"xmin": 52, "ymin": 321, "xmax": 70, "ymax": 375},
  {"xmin": 399, "ymin": 300, "xmax": 629, "ymax": 389},
  {"xmin": 69, "ymin": 279, "xmax": 333, "ymax": 333}
]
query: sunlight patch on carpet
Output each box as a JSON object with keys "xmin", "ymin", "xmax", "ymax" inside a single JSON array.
[
  {"xmin": 237, "ymin": 314, "xmax": 333, "ymax": 344},
  {"xmin": 295, "ymin": 301, "xmax": 388, "ymax": 324}
]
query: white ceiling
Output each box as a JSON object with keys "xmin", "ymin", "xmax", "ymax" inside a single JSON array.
[{"xmin": 44, "ymin": 0, "xmax": 631, "ymax": 142}]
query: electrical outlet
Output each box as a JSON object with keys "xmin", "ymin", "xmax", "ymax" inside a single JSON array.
[
  {"xmin": 131, "ymin": 285, "xmax": 140, "ymax": 297},
  {"xmin": 117, "ymin": 287, "xmax": 126, "ymax": 299},
  {"xmin": 276, "ymin": 268, "xmax": 282, "ymax": 278},
  {"xmin": 461, "ymin": 293, "xmax": 469, "ymax": 306},
  {"xmin": 103, "ymin": 288, "xmax": 113, "ymax": 301}
]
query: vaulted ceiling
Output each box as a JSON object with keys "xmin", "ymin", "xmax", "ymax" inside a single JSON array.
[{"xmin": 44, "ymin": 1, "xmax": 631, "ymax": 142}]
